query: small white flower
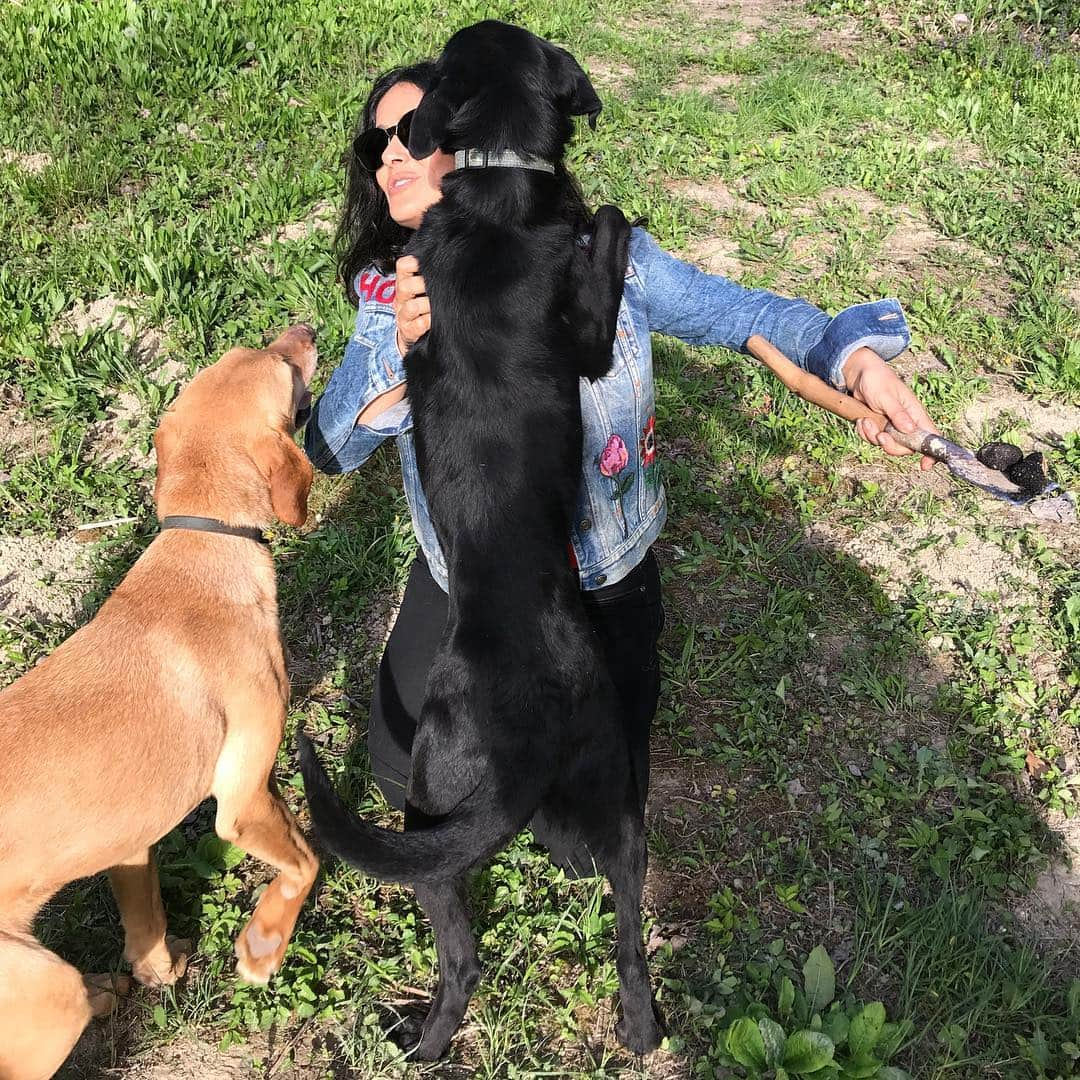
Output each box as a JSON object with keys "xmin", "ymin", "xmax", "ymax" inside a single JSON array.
[{"xmin": 123, "ymin": 25, "xmax": 137, "ymax": 38}]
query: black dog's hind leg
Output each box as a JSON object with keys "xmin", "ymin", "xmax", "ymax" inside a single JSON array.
[
  {"xmin": 543, "ymin": 742, "xmax": 663, "ymax": 1055},
  {"xmin": 568, "ymin": 204, "xmax": 632, "ymax": 380},
  {"xmin": 398, "ymin": 874, "xmax": 480, "ymax": 1062},
  {"xmin": 601, "ymin": 810, "xmax": 663, "ymax": 1055}
]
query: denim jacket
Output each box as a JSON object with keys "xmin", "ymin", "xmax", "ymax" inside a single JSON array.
[{"xmin": 305, "ymin": 227, "xmax": 910, "ymax": 592}]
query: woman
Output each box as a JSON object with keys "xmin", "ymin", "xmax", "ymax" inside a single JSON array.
[{"xmin": 305, "ymin": 61, "xmax": 938, "ymax": 854}]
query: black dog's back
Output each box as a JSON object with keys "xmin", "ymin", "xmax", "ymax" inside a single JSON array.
[{"xmin": 394, "ymin": 190, "xmax": 633, "ymax": 825}]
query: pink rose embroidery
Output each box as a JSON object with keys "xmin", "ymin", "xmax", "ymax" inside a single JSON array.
[{"xmin": 599, "ymin": 434, "xmax": 629, "ymax": 477}]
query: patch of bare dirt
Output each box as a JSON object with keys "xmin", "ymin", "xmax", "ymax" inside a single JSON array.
[
  {"xmin": 684, "ymin": 235, "xmax": 745, "ymax": 279},
  {"xmin": 804, "ymin": 520, "xmax": 1038, "ymax": 603},
  {"xmin": 1, "ymin": 149, "xmax": 52, "ymax": 174},
  {"xmin": 857, "ymin": 205, "xmax": 1012, "ymax": 316},
  {"xmin": 0, "ymin": 535, "xmax": 92, "ymax": 628},
  {"xmin": 831, "ymin": 453, "xmax": 956, "ymax": 513},
  {"xmin": 669, "ymin": 67, "xmax": 743, "ymax": 97},
  {"xmin": 1065, "ymin": 280, "xmax": 1080, "ymax": 313},
  {"xmin": 0, "ymin": 386, "xmax": 45, "ymax": 475},
  {"xmin": 890, "ymin": 347, "xmax": 951, "ymax": 379},
  {"xmin": 585, "ymin": 56, "xmax": 636, "ymax": 91},
  {"xmin": 258, "ymin": 200, "xmax": 336, "ymax": 246},
  {"xmin": 813, "ymin": 186, "xmax": 889, "ymax": 217},
  {"xmin": 667, "ymin": 177, "xmax": 767, "ymax": 222},
  {"xmin": 50, "ymin": 295, "xmax": 163, "ymax": 364},
  {"xmin": 962, "ymin": 383, "xmax": 1080, "ymax": 448},
  {"xmin": 667, "ymin": 178, "xmax": 764, "ymax": 278},
  {"xmin": 681, "ymin": 0, "xmax": 812, "ymax": 38},
  {"xmin": 90, "ymin": 1035, "xmax": 261, "ymax": 1080},
  {"xmin": 815, "ymin": 22, "xmax": 867, "ymax": 58},
  {"xmin": 918, "ymin": 133, "xmax": 989, "ymax": 166},
  {"xmin": 1013, "ymin": 812, "xmax": 1080, "ymax": 943},
  {"xmin": 84, "ymin": 390, "xmax": 154, "ymax": 471}
]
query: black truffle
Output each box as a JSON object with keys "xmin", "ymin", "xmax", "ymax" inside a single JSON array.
[
  {"xmin": 1005, "ymin": 452, "xmax": 1047, "ymax": 495},
  {"xmin": 976, "ymin": 441, "xmax": 1023, "ymax": 471}
]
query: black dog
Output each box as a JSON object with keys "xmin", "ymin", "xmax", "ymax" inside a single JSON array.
[{"xmin": 299, "ymin": 21, "xmax": 661, "ymax": 1060}]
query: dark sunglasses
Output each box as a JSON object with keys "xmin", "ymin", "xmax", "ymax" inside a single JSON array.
[{"xmin": 353, "ymin": 108, "xmax": 416, "ymax": 172}]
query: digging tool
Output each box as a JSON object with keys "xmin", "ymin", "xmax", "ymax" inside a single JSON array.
[{"xmin": 745, "ymin": 335, "xmax": 1077, "ymax": 524}]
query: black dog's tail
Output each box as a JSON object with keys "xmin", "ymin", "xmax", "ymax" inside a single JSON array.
[{"xmin": 297, "ymin": 732, "xmax": 522, "ymax": 885}]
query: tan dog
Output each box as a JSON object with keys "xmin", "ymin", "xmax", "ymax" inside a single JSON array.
[{"xmin": 0, "ymin": 326, "xmax": 321, "ymax": 1080}]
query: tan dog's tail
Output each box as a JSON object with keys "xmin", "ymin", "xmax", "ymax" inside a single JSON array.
[{"xmin": 298, "ymin": 733, "xmax": 525, "ymax": 884}]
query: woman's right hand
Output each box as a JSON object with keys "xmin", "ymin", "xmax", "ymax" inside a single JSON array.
[{"xmin": 394, "ymin": 255, "xmax": 431, "ymax": 356}]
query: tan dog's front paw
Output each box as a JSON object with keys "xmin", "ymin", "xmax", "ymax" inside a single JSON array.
[
  {"xmin": 234, "ymin": 918, "xmax": 285, "ymax": 985},
  {"xmin": 84, "ymin": 973, "xmax": 132, "ymax": 1017},
  {"xmin": 131, "ymin": 936, "xmax": 190, "ymax": 988}
]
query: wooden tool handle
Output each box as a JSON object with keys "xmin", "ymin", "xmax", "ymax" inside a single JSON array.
[{"xmin": 745, "ymin": 335, "xmax": 932, "ymax": 456}]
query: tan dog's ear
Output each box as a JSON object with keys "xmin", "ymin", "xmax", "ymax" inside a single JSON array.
[{"xmin": 259, "ymin": 431, "xmax": 314, "ymax": 528}]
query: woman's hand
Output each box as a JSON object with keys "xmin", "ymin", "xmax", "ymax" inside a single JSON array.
[
  {"xmin": 394, "ymin": 255, "xmax": 431, "ymax": 356},
  {"xmin": 842, "ymin": 347, "xmax": 939, "ymax": 471}
]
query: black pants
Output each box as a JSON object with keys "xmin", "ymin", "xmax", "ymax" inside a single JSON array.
[{"xmin": 367, "ymin": 551, "xmax": 664, "ymax": 864}]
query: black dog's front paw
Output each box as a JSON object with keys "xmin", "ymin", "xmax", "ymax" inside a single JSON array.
[{"xmin": 591, "ymin": 204, "xmax": 632, "ymax": 263}]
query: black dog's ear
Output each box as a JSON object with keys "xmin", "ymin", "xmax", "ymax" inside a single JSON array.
[
  {"xmin": 407, "ymin": 83, "xmax": 453, "ymax": 159},
  {"xmin": 544, "ymin": 43, "xmax": 602, "ymax": 129}
]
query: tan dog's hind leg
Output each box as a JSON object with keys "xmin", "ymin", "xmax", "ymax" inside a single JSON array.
[
  {"xmin": 107, "ymin": 849, "xmax": 190, "ymax": 987},
  {"xmin": 0, "ymin": 931, "xmax": 99, "ymax": 1080},
  {"xmin": 213, "ymin": 720, "xmax": 318, "ymax": 984}
]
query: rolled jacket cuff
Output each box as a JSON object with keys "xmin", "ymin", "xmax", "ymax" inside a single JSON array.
[{"xmin": 806, "ymin": 299, "xmax": 911, "ymax": 390}]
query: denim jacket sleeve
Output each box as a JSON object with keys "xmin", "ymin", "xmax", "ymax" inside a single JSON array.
[
  {"xmin": 303, "ymin": 270, "xmax": 413, "ymax": 474},
  {"xmin": 631, "ymin": 228, "xmax": 910, "ymax": 389}
]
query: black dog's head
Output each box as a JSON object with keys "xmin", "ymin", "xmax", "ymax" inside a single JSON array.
[{"xmin": 407, "ymin": 21, "xmax": 601, "ymax": 163}]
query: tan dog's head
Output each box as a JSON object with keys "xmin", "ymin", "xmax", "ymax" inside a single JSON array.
[{"xmin": 154, "ymin": 325, "xmax": 318, "ymax": 529}]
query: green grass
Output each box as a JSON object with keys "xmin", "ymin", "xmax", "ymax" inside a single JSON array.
[{"xmin": 2, "ymin": 0, "xmax": 1079, "ymax": 1076}]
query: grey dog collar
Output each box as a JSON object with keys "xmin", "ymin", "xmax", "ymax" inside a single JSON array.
[{"xmin": 453, "ymin": 148, "xmax": 556, "ymax": 175}]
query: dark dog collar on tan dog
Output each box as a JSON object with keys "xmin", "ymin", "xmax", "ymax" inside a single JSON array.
[
  {"xmin": 453, "ymin": 148, "xmax": 556, "ymax": 174},
  {"xmin": 159, "ymin": 516, "xmax": 270, "ymax": 545}
]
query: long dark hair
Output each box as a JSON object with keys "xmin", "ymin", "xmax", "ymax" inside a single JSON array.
[{"xmin": 337, "ymin": 63, "xmax": 595, "ymax": 303}]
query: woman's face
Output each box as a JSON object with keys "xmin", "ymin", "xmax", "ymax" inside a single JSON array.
[{"xmin": 374, "ymin": 81, "xmax": 456, "ymax": 231}]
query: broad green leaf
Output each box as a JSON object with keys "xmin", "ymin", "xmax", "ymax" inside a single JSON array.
[
  {"xmin": 727, "ymin": 1017, "xmax": 767, "ymax": 1070},
  {"xmin": 823, "ymin": 1007, "xmax": 850, "ymax": 1047},
  {"xmin": 848, "ymin": 1003, "xmax": 886, "ymax": 1060},
  {"xmin": 838, "ymin": 1060, "xmax": 882, "ymax": 1078},
  {"xmin": 784, "ymin": 1029, "xmax": 835, "ymax": 1073},
  {"xmin": 803, "ymin": 947, "xmax": 836, "ymax": 1015},
  {"xmin": 877, "ymin": 1069, "xmax": 913, "ymax": 1080},
  {"xmin": 759, "ymin": 1017, "xmax": 786, "ymax": 1067},
  {"xmin": 1028, "ymin": 1024, "xmax": 1050, "ymax": 1069},
  {"xmin": 877, "ymin": 1020, "xmax": 912, "ymax": 1058},
  {"xmin": 152, "ymin": 1004, "xmax": 167, "ymax": 1029},
  {"xmin": 779, "ymin": 976, "xmax": 796, "ymax": 1021}
]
